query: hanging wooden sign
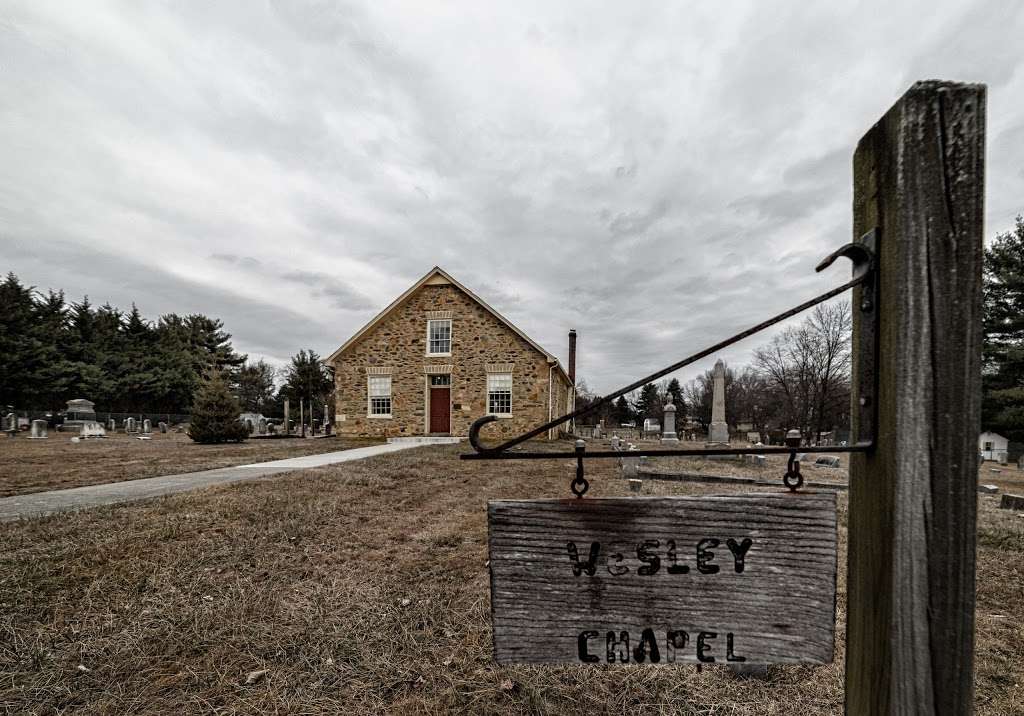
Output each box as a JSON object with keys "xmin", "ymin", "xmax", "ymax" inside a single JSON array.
[{"xmin": 488, "ymin": 492, "xmax": 837, "ymax": 665}]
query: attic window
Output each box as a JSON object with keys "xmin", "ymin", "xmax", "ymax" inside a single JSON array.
[{"xmin": 427, "ymin": 319, "xmax": 452, "ymax": 355}]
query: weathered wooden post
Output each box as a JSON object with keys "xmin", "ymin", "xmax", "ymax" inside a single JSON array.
[{"xmin": 846, "ymin": 81, "xmax": 985, "ymax": 714}]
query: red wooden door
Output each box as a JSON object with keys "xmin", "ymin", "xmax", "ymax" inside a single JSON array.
[{"xmin": 429, "ymin": 388, "xmax": 450, "ymax": 433}]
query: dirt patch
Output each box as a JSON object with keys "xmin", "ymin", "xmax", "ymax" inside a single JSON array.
[
  {"xmin": 0, "ymin": 432, "xmax": 382, "ymax": 497},
  {"xmin": 0, "ymin": 442, "xmax": 1019, "ymax": 714}
]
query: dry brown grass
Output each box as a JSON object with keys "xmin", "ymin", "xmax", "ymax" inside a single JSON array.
[
  {"xmin": 977, "ymin": 461, "xmax": 1024, "ymax": 495},
  {"xmin": 0, "ymin": 432, "xmax": 382, "ymax": 498},
  {"xmin": 0, "ymin": 442, "xmax": 1021, "ymax": 714}
]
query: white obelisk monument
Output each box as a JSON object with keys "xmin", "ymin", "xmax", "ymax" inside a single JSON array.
[{"xmin": 707, "ymin": 359, "xmax": 729, "ymax": 445}]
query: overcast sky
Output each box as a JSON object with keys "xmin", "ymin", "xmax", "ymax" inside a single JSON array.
[{"xmin": 2, "ymin": 1, "xmax": 1022, "ymax": 393}]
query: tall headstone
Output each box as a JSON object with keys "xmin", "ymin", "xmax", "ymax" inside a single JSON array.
[
  {"xmin": 661, "ymin": 400, "xmax": 679, "ymax": 442},
  {"xmin": 125, "ymin": 417, "xmax": 137, "ymax": 434},
  {"xmin": 29, "ymin": 419, "xmax": 48, "ymax": 439},
  {"xmin": 283, "ymin": 399, "xmax": 290, "ymax": 436},
  {"xmin": 142, "ymin": 419, "xmax": 152, "ymax": 434},
  {"xmin": 159, "ymin": 421, "xmax": 168, "ymax": 433},
  {"xmin": 707, "ymin": 359, "xmax": 729, "ymax": 445},
  {"xmin": 324, "ymin": 404, "xmax": 330, "ymax": 436},
  {"xmin": 107, "ymin": 417, "xmax": 116, "ymax": 432},
  {"xmin": 257, "ymin": 417, "xmax": 267, "ymax": 435}
]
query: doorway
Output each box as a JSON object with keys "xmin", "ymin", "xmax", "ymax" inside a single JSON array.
[{"xmin": 428, "ymin": 374, "xmax": 451, "ymax": 434}]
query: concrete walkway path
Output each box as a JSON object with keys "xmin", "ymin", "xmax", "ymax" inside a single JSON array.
[{"xmin": 0, "ymin": 441, "xmax": 421, "ymax": 523}]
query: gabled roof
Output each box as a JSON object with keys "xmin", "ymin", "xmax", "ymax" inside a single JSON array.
[{"xmin": 325, "ymin": 266, "xmax": 571, "ymax": 383}]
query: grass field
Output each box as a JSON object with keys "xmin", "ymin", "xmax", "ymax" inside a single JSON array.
[
  {"xmin": 0, "ymin": 432, "xmax": 383, "ymax": 498},
  {"xmin": 1, "ymin": 442, "xmax": 1021, "ymax": 714}
]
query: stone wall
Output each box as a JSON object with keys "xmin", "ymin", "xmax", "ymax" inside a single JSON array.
[{"xmin": 332, "ymin": 283, "xmax": 572, "ymax": 439}]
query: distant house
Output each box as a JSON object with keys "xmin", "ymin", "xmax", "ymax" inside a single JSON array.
[
  {"xmin": 979, "ymin": 431, "xmax": 1009, "ymax": 462},
  {"xmin": 326, "ymin": 267, "xmax": 575, "ymax": 440}
]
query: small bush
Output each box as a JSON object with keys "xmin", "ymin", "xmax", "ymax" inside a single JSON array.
[{"xmin": 188, "ymin": 372, "xmax": 249, "ymax": 444}]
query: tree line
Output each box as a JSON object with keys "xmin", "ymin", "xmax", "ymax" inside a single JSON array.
[
  {"xmin": 0, "ymin": 273, "xmax": 332, "ymax": 420},
  {"xmin": 575, "ymin": 302, "xmax": 852, "ymax": 442}
]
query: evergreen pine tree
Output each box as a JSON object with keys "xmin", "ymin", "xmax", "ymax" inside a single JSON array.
[
  {"xmin": 983, "ymin": 215, "xmax": 1024, "ymax": 441},
  {"xmin": 666, "ymin": 378, "xmax": 684, "ymax": 408},
  {"xmin": 612, "ymin": 395, "xmax": 633, "ymax": 426},
  {"xmin": 187, "ymin": 371, "xmax": 249, "ymax": 443},
  {"xmin": 635, "ymin": 382, "xmax": 662, "ymax": 422},
  {"xmin": 279, "ymin": 349, "xmax": 333, "ymax": 426}
]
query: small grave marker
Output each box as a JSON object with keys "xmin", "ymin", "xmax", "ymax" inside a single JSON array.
[{"xmin": 1000, "ymin": 494, "xmax": 1024, "ymax": 511}]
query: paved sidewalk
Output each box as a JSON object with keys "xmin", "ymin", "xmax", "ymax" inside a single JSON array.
[{"xmin": 0, "ymin": 442, "xmax": 420, "ymax": 523}]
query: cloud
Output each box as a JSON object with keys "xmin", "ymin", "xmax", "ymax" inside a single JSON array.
[
  {"xmin": 1, "ymin": 1, "xmax": 1021, "ymax": 393},
  {"xmin": 211, "ymin": 253, "xmax": 263, "ymax": 269},
  {"xmin": 280, "ymin": 270, "xmax": 376, "ymax": 310}
]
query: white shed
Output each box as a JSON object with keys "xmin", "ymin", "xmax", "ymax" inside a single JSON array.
[{"xmin": 979, "ymin": 431, "xmax": 1009, "ymax": 462}]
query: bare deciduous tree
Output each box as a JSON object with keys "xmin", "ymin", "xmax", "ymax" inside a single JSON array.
[{"xmin": 753, "ymin": 301, "xmax": 851, "ymax": 442}]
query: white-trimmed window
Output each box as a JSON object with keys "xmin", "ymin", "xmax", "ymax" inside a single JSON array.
[
  {"xmin": 368, "ymin": 375, "xmax": 392, "ymax": 417},
  {"xmin": 487, "ymin": 372, "xmax": 513, "ymax": 416},
  {"xmin": 427, "ymin": 319, "xmax": 452, "ymax": 355}
]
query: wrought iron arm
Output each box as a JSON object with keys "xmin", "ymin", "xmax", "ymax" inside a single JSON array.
[{"xmin": 466, "ymin": 236, "xmax": 875, "ymax": 458}]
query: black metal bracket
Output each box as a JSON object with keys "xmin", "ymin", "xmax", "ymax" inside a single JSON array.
[{"xmin": 462, "ymin": 231, "xmax": 880, "ymax": 494}]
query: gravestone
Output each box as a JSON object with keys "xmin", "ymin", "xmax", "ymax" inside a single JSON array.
[
  {"xmin": 978, "ymin": 484, "xmax": 999, "ymax": 495},
  {"xmin": 81, "ymin": 422, "xmax": 106, "ymax": 438},
  {"xmin": 159, "ymin": 421, "xmax": 168, "ymax": 433},
  {"xmin": 747, "ymin": 432, "xmax": 760, "ymax": 444},
  {"xmin": 814, "ymin": 456, "xmax": 841, "ymax": 469},
  {"xmin": 107, "ymin": 418, "xmax": 116, "ymax": 432},
  {"xmin": 661, "ymin": 400, "xmax": 679, "ymax": 442},
  {"xmin": 999, "ymin": 494, "xmax": 1024, "ymax": 511},
  {"xmin": 257, "ymin": 417, "xmax": 267, "ymax": 435},
  {"xmin": 643, "ymin": 418, "xmax": 660, "ymax": 437},
  {"xmin": 29, "ymin": 419, "xmax": 48, "ymax": 439},
  {"xmin": 707, "ymin": 360, "xmax": 729, "ymax": 445},
  {"xmin": 284, "ymin": 399, "xmax": 290, "ymax": 435},
  {"xmin": 62, "ymin": 398, "xmax": 97, "ymax": 432},
  {"xmin": 628, "ymin": 478, "xmax": 642, "ymax": 492},
  {"xmin": 125, "ymin": 417, "xmax": 137, "ymax": 434},
  {"xmin": 142, "ymin": 419, "xmax": 152, "ymax": 434},
  {"xmin": 621, "ymin": 452, "xmax": 640, "ymax": 477}
]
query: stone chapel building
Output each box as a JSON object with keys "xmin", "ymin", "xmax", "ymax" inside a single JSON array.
[{"xmin": 326, "ymin": 267, "xmax": 575, "ymax": 440}]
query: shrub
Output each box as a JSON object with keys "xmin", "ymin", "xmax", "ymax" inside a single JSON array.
[{"xmin": 187, "ymin": 372, "xmax": 249, "ymax": 444}]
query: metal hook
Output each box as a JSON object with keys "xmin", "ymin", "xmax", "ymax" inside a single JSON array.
[
  {"xmin": 783, "ymin": 452, "xmax": 804, "ymax": 491},
  {"xmin": 814, "ymin": 229, "xmax": 876, "ymax": 283},
  {"xmin": 468, "ymin": 415, "xmax": 499, "ymax": 453},
  {"xmin": 783, "ymin": 429, "xmax": 804, "ymax": 492},
  {"xmin": 571, "ymin": 440, "xmax": 589, "ymax": 498}
]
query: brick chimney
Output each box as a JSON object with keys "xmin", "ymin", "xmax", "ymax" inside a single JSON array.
[{"xmin": 568, "ymin": 329, "xmax": 577, "ymax": 385}]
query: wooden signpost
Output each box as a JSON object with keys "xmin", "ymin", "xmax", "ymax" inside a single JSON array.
[
  {"xmin": 474, "ymin": 77, "xmax": 984, "ymax": 715},
  {"xmin": 489, "ymin": 493, "xmax": 837, "ymax": 665}
]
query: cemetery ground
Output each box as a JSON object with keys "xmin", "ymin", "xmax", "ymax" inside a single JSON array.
[
  {"xmin": 1, "ymin": 442, "xmax": 1021, "ymax": 715},
  {"xmin": 0, "ymin": 432, "xmax": 383, "ymax": 498}
]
